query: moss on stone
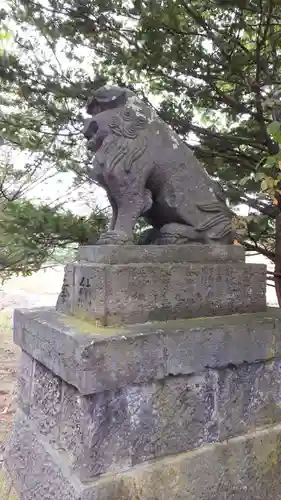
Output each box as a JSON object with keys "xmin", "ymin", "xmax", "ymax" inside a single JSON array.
[
  {"xmin": 7, "ymin": 489, "xmax": 18, "ymax": 500},
  {"xmin": 0, "ymin": 469, "xmax": 18, "ymax": 500},
  {"xmin": 60, "ymin": 312, "xmax": 128, "ymax": 337},
  {"xmin": 267, "ymin": 333, "xmax": 277, "ymax": 359},
  {"xmin": 252, "ymin": 428, "xmax": 281, "ymax": 476}
]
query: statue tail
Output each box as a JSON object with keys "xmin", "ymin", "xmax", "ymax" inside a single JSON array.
[{"xmin": 196, "ymin": 198, "xmax": 234, "ymax": 242}]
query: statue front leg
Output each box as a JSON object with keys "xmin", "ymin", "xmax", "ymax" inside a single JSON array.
[
  {"xmin": 107, "ymin": 193, "xmax": 117, "ymax": 231},
  {"xmin": 99, "ymin": 183, "xmax": 152, "ymax": 245},
  {"xmin": 115, "ymin": 188, "xmax": 152, "ymax": 237}
]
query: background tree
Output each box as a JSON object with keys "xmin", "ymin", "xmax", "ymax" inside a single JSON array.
[
  {"xmin": 0, "ymin": 10, "xmax": 107, "ymax": 279},
  {"xmin": 1, "ymin": 0, "xmax": 281, "ymax": 292}
]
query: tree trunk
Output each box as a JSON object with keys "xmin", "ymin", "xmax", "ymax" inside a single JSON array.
[{"xmin": 275, "ymin": 212, "xmax": 281, "ymax": 307}]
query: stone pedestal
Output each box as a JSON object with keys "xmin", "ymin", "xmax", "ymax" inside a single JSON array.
[
  {"xmin": 56, "ymin": 244, "xmax": 266, "ymax": 324},
  {"xmin": 4, "ymin": 244, "xmax": 281, "ymax": 499}
]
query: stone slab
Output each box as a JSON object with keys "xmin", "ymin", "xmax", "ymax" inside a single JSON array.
[
  {"xmin": 14, "ymin": 307, "xmax": 281, "ymax": 395},
  {"xmin": 56, "ymin": 261, "xmax": 266, "ymax": 325},
  {"xmin": 17, "ymin": 354, "xmax": 281, "ymax": 480},
  {"xmin": 5, "ymin": 409, "xmax": 281, "ymax": 500},
  {"xmin": 77, "ymin": 244, "xmax": 245, "ymax": 264},
  {"xmin": 17, "ymin": 359, "xmax": 216, "ymax": 479}
]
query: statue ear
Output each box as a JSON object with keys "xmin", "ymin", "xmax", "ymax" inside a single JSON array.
[{"xmin": 87, "ymin": 91, "xmax": 127, "ymax": 116}]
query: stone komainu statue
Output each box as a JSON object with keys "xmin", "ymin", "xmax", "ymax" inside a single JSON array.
[{"xmin": 83, "ymin": 85, "xmax": 234, "ymax": 245}]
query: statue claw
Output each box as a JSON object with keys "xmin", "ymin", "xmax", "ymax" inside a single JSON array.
[{"xmin": 98, "ymin": 230, "xmax": 131, "ymax": 245}]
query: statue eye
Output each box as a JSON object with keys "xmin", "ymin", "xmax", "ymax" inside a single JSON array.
[{"xmin": 123, "ymin": 109, "xmax": 133, "ymax": 121}]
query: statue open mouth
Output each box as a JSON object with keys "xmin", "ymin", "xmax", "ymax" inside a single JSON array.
[{"xmin": 84, "ymin": 118, "xmax": 106, "ymax": 153}]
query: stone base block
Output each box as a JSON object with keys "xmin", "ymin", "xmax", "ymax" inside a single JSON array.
[
  {"xmin": 76, "ymin": 243, "xmax": 245, "ymax": 265},
  {"xmin": 5, "ymin": 409, "xmax": 281, "ymax": 500},
  {"xmin": 6, "ymin": 306, "xmax": 281, "ymax": 498},
  {"xmin": 56, "ymin": 244, "xmax": 266, "ymax": 325},
  {"xmin": 13, "ymin": 307, "xmax": 281, "ymax": 395}
]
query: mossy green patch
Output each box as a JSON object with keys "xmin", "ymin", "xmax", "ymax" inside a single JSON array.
[
  {"xmin": 60, "ymin": 312, "xmax": 128, "ymax": 337},
  {"xmin": 267, "ymin": 333, "xmax": 277, "ymax": 359},
  {"xmin": 7, "ymin": 488, "xmax": 18, "ymax": 500},
  {"xmin": 0, "ymin": 468, "xmax": 18, "ymax": 500},
  {"xmin": 252, "ymin": 429, "xmax": 281, "ymax": 476}
]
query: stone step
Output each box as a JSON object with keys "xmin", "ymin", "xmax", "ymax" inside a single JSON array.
[
  {"xmin": 11, "ymin": 307, "xmax": 281, "ymax": 482},
  {"xmin": 56, "ymin": 245, "xmax": 266, "ymax": 325},
  {"xmin": 14, "ymin": 307, "xmax": 281, "ymax": 394},
  {"xmin": 4, "ymin": 409, "xmax": 281, "ymax": 500}
]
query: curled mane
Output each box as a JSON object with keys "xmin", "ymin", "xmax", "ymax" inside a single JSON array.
[{"xmin": 97, "ymin": 106, "xmax": 148, "ymax": 173}]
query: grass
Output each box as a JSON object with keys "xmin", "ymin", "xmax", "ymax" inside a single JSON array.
[{"xmin": 0, "ymin": 312, "xmax": 18, "ymax": 457}]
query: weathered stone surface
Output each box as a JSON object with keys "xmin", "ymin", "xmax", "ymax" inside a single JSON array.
[
  {"xmin": 0, "ymin": 467, "xmax": 13, "ymax": 500},
  {"xmin": 17, "ymin": 356, "xmax": 63, "ymax": 444},
  {"xmin": 17, "ymin": 359, "xmax": 216, "ymax": 479},
  {"xmin": 215, "ymin": 360, "xmax": 281, "ymax": 440},
  {"xmin": 57, "ymin": 383, "xmax": 84, "ymax": 467},
  {"xmin": 84, "ymin": 85, "xmax": 233, "ymax": 245},
  {"xmin": 5, "ymin": 409, "xmax": 281, "ymax": 500},
  {"xmin": 7, "ymin": 489, "xmax": 18, "ymax": 500},
  {"xmin": 30, "ymin": 360, "xmax": 62, "ymax": 439},
  {"xmin": 56, "ymin": 244, "xmax": 265, "ymax": 326},
  {"xmin": 56, "ymin": 260, "xmax": 266, "ymax": 325},
  {"xmin": 96, "ymin": 422, "xmax": 281, "ymax": 500},
  {"xmin": 16, "ymin": 351, "xmax": 33, "ymax": 414},
  {"xmin": 5, "ymin": 411, "xmax": 78, "ymax": 500},
  {"xmin": 8, "ymin": 303, "xmax": 281, "ymax": 497},
  {"xmin": 0, "ymin": 467, "xmax": 19, "ymax": 500},
  {"xmin": 55, "ymin": 264, "xmax": 75, "ymax": 314},
  {"xmin": 13, "ymin": 307, "xmax": 281, "ymax": 395},
  {"xmin": 164, "ymin": 312, "xmax": 279, "ymax": 376},
  {"xmin": 66, "ymin": 372, "xmax": 216, "ymax": 480},
  {"xmin": 77, "ymin": 243, "xmax": 245, "ymax": 265},
  {"xmin": 16, "ymin": 354, "xmax": 281, "ymax": 480}
]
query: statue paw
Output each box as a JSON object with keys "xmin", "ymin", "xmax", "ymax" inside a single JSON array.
[
  {"xmin": 155, "ymin": 223, "xmax": 205, "ymax": 245},
  {"xmin": 98, "ymin": 230, "xmax": 131, "ymax": 245}
]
